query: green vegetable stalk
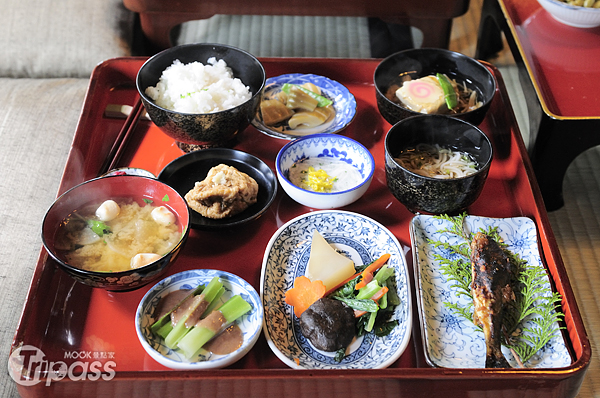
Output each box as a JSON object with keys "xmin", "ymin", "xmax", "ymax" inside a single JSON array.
[
  {"xmin": 163, "ymin": 277, "xmax": 224, "ymax": 349},
  {"xmin": 177, "ymin": 295, "xmax": 252, "ymax": 359},
  {"xmin": 436, "ymin": 73, "xmax": 458, "ymax": 110},
  {"xmin": 150, "ymin": 283, "xmax": 205, "ymax": 339}
]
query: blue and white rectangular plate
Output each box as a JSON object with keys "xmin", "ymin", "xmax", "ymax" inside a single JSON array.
[{"xmin": 410, "ymin": 214, "xmax": 572, "ymax": 369}]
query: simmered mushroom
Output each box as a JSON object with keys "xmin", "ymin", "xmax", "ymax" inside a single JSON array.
[{"xmin": 299, "ymin": 297, "xmax": 355, "ymax": 352}]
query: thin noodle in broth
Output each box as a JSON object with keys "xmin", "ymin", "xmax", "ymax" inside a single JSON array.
[{"xmin": 394, "ymin": 144, "xmax": 478, "ymax": 179}]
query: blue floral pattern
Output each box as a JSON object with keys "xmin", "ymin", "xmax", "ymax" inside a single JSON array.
[
  {"xmin": 277, "ymin": 133, "xmax": 374, "ymax": 184},
  {"xmin": 261, "ymin": 210, "xmax": 412, "ymax": 369},
  {"xmin": 410, "ymin": 215, "xmax": 572, "ymax": 368},
  {"xmin": 135, "ymin": 269, "xmax": 263, "ymax": 370},
  {"xmin": 252, "ymin": 73, "xmax": 357, "ymax": 139}
]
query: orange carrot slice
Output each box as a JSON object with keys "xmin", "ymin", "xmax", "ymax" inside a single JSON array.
[
  {"xmin": 355, "ymin": 253, "xmax": 391, "ymax": 290},
  {"xmin": 284, "ymin": 276, "xmax": 326, "ymax": 318}
]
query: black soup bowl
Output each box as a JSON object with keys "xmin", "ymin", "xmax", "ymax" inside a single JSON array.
[
  {"xmin": 42, "ymin": 175, "xmax": 190, "ymax": 292},
  {"xmin": 384, "ymin": 115, "xmax": 493, "ymax": 215},
  {"xmin": 374, "ymin": 48, "xmax": 496, "ymax": 126},
  {"xmin": 137, "ymin": 43, "xmax": 266, "ymax": 149}
]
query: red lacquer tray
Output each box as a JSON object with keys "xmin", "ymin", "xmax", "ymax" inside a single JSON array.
[
  {"xmin": 11, "ymin": 57, "xmax": 590, "ymax": 397},
  {"xmin": 501, "ymin": 0, "xmax": 600, "ymax": 118}
]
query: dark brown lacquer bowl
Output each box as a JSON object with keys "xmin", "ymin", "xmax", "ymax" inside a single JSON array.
[
  {"xmin": 137, "ymin": 43, "xmax": 266, "ymax": 149},
  {"xmin": 384, "ymin": 114, "xmax": 493, "ymax": 215},
  {"xmin": 374, "ymin": 48, "xmax": 496, "ymax": 126}
]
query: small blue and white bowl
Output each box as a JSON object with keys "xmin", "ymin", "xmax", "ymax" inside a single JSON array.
[
  {"xmin": 135, "ymin": 269, "xmax": 263, "ymax": 370},
  {"xmin": 537, "ymin": 0, "xmax": 600, "ymax": 28},
  {"xmin": 276, "ymin": 134, "xmax": 375, "ymax": 209},
  {"xmin": 252, "ymin": 73, "xmax": 357, "ymax": 140}
]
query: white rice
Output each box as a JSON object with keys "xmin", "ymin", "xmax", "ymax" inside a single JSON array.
[{"xmin": 145, "ymin": 57, "xmax": 252, "ymax": 114}]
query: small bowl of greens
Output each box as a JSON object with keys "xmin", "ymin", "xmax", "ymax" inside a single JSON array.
[{"xmin": 135, "ymin": 269, "xmax": 263, "ymax": 370}]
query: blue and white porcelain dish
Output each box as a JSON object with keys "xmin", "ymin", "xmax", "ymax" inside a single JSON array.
[
  {"xmin": 261, "ymin": 210, "xmax": 412, "ymax": 369},
  {"xmin": 252, "ymin": 73, "xmax": 357, "ymax": 139},
  {"xmin": 410, "ymin": 214, "xmax": 572, "ymax": 369},
  {"xmin": 135, "ymin": 269, "xmax": 263, "ymax": 370},
  {"xmin": 276, "ymin": 134, "xmax": 375, "ymax": 209}
]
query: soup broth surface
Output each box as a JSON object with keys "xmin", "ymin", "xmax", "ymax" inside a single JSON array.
[{"xmin": 56, "ymin": 200, "xmax": 180, "ymax": 272}]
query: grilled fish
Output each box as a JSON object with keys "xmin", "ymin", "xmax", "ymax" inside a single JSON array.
[{"xmin": 470, "ymin": 232, "xmax": 515, "ymax": 368}]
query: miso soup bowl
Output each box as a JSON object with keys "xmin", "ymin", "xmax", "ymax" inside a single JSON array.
[
  {"xmin": 41, "ymin": 175, "xmax": 191, "ymax": 292},
  {"xmin": 384, "ymin": 115, "xmax": 493, "ymax": 215},
  {"xmin": 276, "ymin": 133, "xmax": 375, "ymax": 209},
  {"xmin": 374, "ymin": 48, "xmax": 496, "ymax": 126}
]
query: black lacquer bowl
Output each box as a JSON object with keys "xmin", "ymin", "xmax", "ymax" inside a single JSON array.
[
  {"xmin": 41, "ymin": 176, "xmax": 190, "ymax": 291},
  {"xmin": 374, "ymin": 48, "xmax": 496, "ymax": 126},
  {"xmin": 384, "ymin": 115, "xmax": 493, "ymax": 215},
  {"xmin": 137, "ymin": 43, "xmax": 266, "ymax": 149}
]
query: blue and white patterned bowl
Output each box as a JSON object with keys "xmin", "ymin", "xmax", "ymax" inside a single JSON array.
[
  {"xmin": 135, "ymin": 269, "xmax": 263, "ymax": 370},
  {"xmin": 261, "ymin": 210, "xmax": 412, "ymax": 369},
  {"xmin": 537, "ymin": 0, "xmax": 600, "ymax": 28},
  {"xmin": 410, "ymin": 214, "xmax": 572, "ymax": 369},
  {"xmin": 252, "ymin": 73, "xmax": 357, "ymax": 139},
  {"xmin": 276, "ymin": 133, "xmax": 375, "ymax": 209}
]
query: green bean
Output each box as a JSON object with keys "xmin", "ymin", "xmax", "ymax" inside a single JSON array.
[{"xmin": 436, "ymin": 73, "xmax": 458, "ymax": 110}]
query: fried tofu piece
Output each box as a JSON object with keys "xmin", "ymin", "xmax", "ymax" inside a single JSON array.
[{"xmin": 185, "ymin": 164, "xmax": 258, "ymax": 219}]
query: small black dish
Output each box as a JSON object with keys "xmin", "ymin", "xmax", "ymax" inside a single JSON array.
[
  {"xmin": 384, "ymin": 115, "xmax": 493, "ymax": 215},
  {"xmin": 158, "ymin": 148, "xmax": 277, "ymax": 229},
  {"xmin": 374, "ymin": 48, "xmax": 496, "ymax": 126}
]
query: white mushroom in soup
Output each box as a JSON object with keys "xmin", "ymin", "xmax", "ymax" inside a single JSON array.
[
  {"xmin": 95, "ymin": 200, "xmax": 121, "ymax": 221},
  {"xmin": 131, "ymin": 253, "xmax": 162, "ymax": 269},
  {"xmin": 151, "ymin": 206, "xmax": 176, "ymax": 225}
]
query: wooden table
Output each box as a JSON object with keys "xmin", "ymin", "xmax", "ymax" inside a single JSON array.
[
  {"xmin": 476, "ymin": 0, "xmax": 600, "ymax": 211},
  {"xmin": 123, "ymin": 0, "xmax": 470, "ymax": 50}
]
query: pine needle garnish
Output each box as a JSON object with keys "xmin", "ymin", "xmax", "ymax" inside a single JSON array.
[{"xmin": 427, "ymin": 213, "xmax": 565, "ymax": 366}]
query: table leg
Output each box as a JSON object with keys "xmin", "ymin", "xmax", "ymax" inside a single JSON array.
[
  {"xmin": 138, "ymin": 12, "xmax": 203, "ymax": 50},
  {"xmin": 475, "ymin": 0, "xmax": 505, "ymax": 60},
  {"xmin": 530, "ymin": 117, "xmax": 600, "ymax": 211}
]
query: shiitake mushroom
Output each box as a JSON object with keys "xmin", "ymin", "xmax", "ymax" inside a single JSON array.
[{"xmin": 299, "ymin": 297, "xmax": 355, "ymax": 352}]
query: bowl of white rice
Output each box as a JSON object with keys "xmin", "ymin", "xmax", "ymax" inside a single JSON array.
[{"xmin": 137, "ymin": 44, "xmax": 266, "ymax": 149}]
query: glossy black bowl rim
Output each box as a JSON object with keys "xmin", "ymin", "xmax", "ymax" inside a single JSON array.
[
  {"xmin": 41, "ymin": 175, "xmax": 191, "ymax": 278},
  {"xmin": 373, "ymin": 48, "xmax": 497, "ymax": 118},
  {"xmin": 136, "ymin": 43, "xmax": 266, "ymax": 116},
  {"xmin": 384, "ymin": 114, "xmax": 493, "ymax": 181}
]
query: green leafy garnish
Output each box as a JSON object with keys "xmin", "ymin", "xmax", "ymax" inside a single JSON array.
[
  {"xmin": 86, "ymin": 220, "xmax": 111, "ymax": 237},
  {"xmin": 428, "ymin": 213, "xmax": 564, "ymax": 365},
  {"xmin": 281, "ymin": 83, "xmax": 333, "ymax": 107},
  {"xmin": 162, "ymin": 194, "xmax": 170, "ymax": 202},
  {"xmin": 143, "ymin": 198, "xmax": 153, "ymax": 204},
  {"xmin": 436, "ymin": 73, "xmax": 458, "ymax": 110}
]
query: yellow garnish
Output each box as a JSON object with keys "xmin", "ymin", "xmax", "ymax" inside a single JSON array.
[{"xmin": 304, "ymin": 166, "xmax": 336, "ymax": 192}]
